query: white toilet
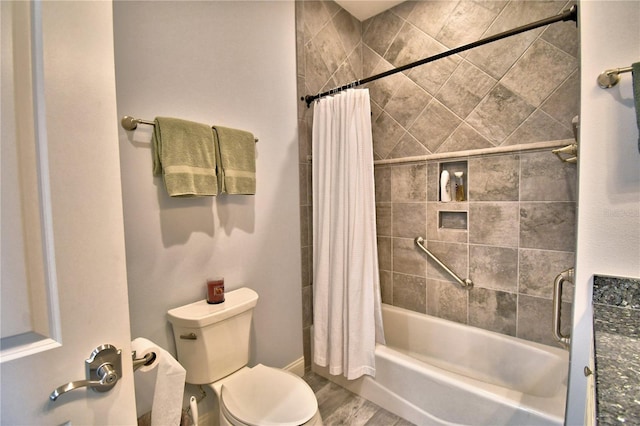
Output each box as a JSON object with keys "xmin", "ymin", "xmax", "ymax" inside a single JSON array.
[{"xmin": 167, "ymin": 287, "xmax": 322, "ymax": 426}]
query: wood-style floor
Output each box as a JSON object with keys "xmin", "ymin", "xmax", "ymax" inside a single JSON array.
[{"xmin": 303, "ymin": 371, "xmax": 415, "ymax": 426}]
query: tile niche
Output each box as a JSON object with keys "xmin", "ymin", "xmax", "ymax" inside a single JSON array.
[{"xmin": 438, "ymin": 160, "xmax": 468, "ymax": 230}]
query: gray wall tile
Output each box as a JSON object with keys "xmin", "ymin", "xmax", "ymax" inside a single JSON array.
[
  {"xmin": 377, "ymin": 236, "xmax": 392, "ymax": 271},
  {"xmin": 427, "ymin": 278, "xmax": 468, "ymax": 324},
  {"xmin": 425, "ymin": 240, "xmax": 469, "ymax": 284},
  {"xmin": 541, "ymin": 70, "xmax": 580, "ymax": 127},
  {"xmin": 469, "ymin": 287, "xmax": 517, "ymax": 336},
  {"xmin": 520, "ymin": 151, "xmax": 577, "ymax": 201},
  {"xmin": 393, "ymin": 202, "xmax": 426, "ymax": 238},
  {"xmin": 372, "ymin": 112, "xmax": 405, "ymax": 158},
  {"xmin": 469, "ymin": 202, "xmax": 520, "ymax": 247},
  {"xmin": 469, "ymin": 245, "xmax": 518, "ymax": 292},
  {"xmin": 391, "ymin": 163, "xmax": 427, "ymax": 202},
  {"xmin": 468, "ymin": 154, "xmax": 520, "ymax": 201},
  {"xmin": 466, "ymin": 85, "xmax": 535, "ymax": 144},
  {"xmin": 540, "ymin": 6, "xmax": 579, "ymax": 58},
  {"xmin": 363, "ymin": 9, "xmax": 404, "ymax": 57},
  {"xmin": 407, "ymin": 1, "xmax": 459, "ymax": 38},
  {"xmin": 519, "ymin": 249, "xmax": 575, "ymax": 299},
  {"xmin": 436, "ymin": 1, "xmax": 499, "ymax": 49},
  {"xmin": 503, "ymin": 110, "xmax": 573, "ymax": 145},
  {"xmin": 436, "ymin": 61, "xmax": 497, "ymax": 119},
  {"xmin": 437, "ymin": 123, "xmax": 494, "ymax": 153},
  {"xmin": 388, "ymin": 133, "xmax": 431, "ymax": 158},
  {"xmin": 374, "ymin": 166, "xmax": 391, "ymax": 202},
  {"xmin": 368, "ymin": 58, "xmax": 406, "ymax": 108},
  {"xmin": 518, "ymin": 294, "xmax": 571, "ymax": 347},
  {"xmin": 393, "ymin": 237, "xmax": 427, "ymax": 277},
  {"xmin": 520, "ymin": 202, "xmax": 576, "ymax": 251},
  {"xmin": 313, "ymin": 21, "xmax": 348, "ymax": 76},
  {"xmin": 380, "ymin": 269, "xmax": 393, "ymax": 304},
  {"xmin": 502, "ymin": 39, "xmax": 578, "ymax": 107},
  {"xmin": 466, "ymin": 1, "xmax": 564, "ymax": 78},
  {"xmin": 376, "ymin": 203, "xmax": 392, "ymax": 237},
  {"xmin": 333, "ymin": 9, "xmax": 362, "ymax": 56},
  {"xmin": 410, "ymin": 101, "xmax": 462, "ymax": 152},
  {"xmin": 393, "ymin": 273, "xmax": 427, "ymax": 313},
  {"xmin": 385, "ymin": 79, "xmax": 432, "ymax": 128}
]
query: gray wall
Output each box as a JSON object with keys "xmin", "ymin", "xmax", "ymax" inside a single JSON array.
[
  {"xmin": 298, "ymin": 0, "xmax": 579, "ymax": 364},
  {"xmin": 114, "ymin": 1, "xmax": 302, "ymax": 370}
]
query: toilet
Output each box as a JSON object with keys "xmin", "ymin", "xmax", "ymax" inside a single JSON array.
[{"xmin": 167, "ymin": 287, "xmax": 322, "ymax": 426}]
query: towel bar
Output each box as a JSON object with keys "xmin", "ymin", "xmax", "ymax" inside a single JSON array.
[
  {"xmin": 597, "ymin": 66, "xmax": 633, "ymax": 89},
  {"xmin": 121, "ymin": 116, "xmax": 259, "ymax": 142}
]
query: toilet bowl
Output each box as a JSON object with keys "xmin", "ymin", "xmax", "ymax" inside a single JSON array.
[
  {"xmin": 212, "ymin": 364, "xmax": 321, "ymax": 426},
  {"xmin": 167, "ymin": 287, "xmax": 321, "ymax": 426}
]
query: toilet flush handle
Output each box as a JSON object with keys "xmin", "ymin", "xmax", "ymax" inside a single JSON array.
[
  {"xmin": 180, "ymin": 332, "xmax": 197, "ymax": 340},
  {"xmin": 49, "ymin": 344, "xmax": 122, "ymax": 401}
]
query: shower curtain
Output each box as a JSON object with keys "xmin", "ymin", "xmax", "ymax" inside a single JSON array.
[{"xmin": 312, "ymin": 89, "xmax": 385, "ymax": 380}]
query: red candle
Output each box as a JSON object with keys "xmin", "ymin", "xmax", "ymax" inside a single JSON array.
[{"xmin": 207, "ymin": 278, "xmax": 225, "ymax": 304}]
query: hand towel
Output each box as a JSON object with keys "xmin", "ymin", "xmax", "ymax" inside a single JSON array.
[
  {"xmin": 212, "ymin": 126, "xmax": 256, "ymax": 194},
  {"xmin": 152, "ymin": 117, "xmax": 218, "ymax": 197},
  {"xmin": 632, "ymin": 62, "xmax": 640, "ymax": 152}
]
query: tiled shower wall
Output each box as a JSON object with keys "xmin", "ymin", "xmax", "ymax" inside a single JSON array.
[
  {"xmin": 297, "ymin": 0, "xmax": 579, "ymax": 367},
  {"xmin": 375, "ymin": 152, "xmax": 575, "ymax": 347}
]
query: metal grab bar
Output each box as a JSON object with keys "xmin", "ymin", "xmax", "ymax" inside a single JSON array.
[
  {"xmin": 414, "ymin": 237, "xmax": 473, "ymax": 289},
  {"xmin": 553, "ymin": 268, "xmax": 574, "ymax": 348}
]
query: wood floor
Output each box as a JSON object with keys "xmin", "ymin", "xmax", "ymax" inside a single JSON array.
[{"xmin": 303, "ymin": 371, "xmax": 415, "ymax": 426}]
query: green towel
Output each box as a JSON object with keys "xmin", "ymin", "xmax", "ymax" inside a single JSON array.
[
  {"xmin": 633, "ymin": 62, "xmax": 640, "ymax": 152},
  {"xmin": 213, "ymin": 126, "xmax": 256, "ymax": 194},
  {"xmin": 152, "ymin": 117, "xmax": 218, "ymax": 197}
]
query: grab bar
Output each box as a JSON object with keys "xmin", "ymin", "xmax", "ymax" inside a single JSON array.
[
  {"xmin": 414, "ymin": 237, "xmax": 473, "ymax": 289},
  {"xmin": 552, "ymin": 268, "xmax": 574, "ymax": 348}
]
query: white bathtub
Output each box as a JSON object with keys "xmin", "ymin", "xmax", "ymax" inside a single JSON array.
[{"xmin": 312, "ymin": 304, "xmax": 568, "ymax": 425}]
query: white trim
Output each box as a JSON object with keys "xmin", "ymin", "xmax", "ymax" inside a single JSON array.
[{"xmin": 284, "ymin": 356, "xmax": 305, "ymax": 377}]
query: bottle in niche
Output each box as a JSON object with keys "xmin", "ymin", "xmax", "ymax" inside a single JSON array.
[
  {"xmin": 454, "ymin": 172, "xmax": 465, "ymax": 202},
  {"xmin": 440, "ymin": 170, "xmax": 451, "ymax": 202}
]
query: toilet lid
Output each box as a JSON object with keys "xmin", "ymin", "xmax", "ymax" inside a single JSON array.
[{"xmin": 221, "ymin": 364, "xmax": 318, "ymax": 426}]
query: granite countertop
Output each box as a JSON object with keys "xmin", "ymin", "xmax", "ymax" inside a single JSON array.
[{"xmin": 593, "ymin": 275, "xmax": 640, "ymax": 424}]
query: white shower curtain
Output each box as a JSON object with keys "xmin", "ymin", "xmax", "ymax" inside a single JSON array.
[{"xmin": 312, "ymin": 89, "xmax": 385, "ymax": 380}]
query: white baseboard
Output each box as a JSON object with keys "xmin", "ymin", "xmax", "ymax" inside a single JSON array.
[{"xmin": 284, "ymin": 356, "xmax": 305, "ymax": 377}]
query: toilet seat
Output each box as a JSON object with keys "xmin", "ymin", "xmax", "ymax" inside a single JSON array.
[{"xmin": 220, "ymin": 364, "xmax": 318, "ymax": 426}]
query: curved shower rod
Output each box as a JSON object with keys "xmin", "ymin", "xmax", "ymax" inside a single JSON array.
[{"xmin": 302, "ymin": 5, "xmax": 578, "ymax": 107}]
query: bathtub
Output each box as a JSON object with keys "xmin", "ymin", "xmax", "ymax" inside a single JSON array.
[{"xmin": 312, "ymin": 304, "xmax": 568, "ymax": 425}]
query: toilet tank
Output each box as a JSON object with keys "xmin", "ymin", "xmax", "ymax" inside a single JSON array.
[{"xmin": 167, "ymin": 287, "xmax": 259, "ymax": 384}]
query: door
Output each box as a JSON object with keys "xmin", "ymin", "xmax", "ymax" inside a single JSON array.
[{"xmin": 1, "ymin": 1, "xmax": 136, "ymax": 424}]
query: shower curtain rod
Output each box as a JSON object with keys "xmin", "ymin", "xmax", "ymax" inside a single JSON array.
[{"xmin": 302, "ymin": 5, "xmax": 577, "ymax": 107}]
